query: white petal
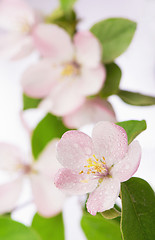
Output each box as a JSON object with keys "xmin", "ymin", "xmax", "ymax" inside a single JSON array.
[
  {"xmin": 0, "ymin": 178, "xmax": 23, "ymax": 214},
  {"xmin": 92, "ymin": 121, "xmax": 128, "ymax": 167},
  {"xmin": 87, "ymin": 177, "xmax": 120, "ymax": 215},
  {"xmin": 0, "ymin": 33, "xmax": 34, "ymax": 60},
  {"xmin": 11, "ymin": 36, "xmax": 34, "ymax": 60},
  {"xmin": 0, "ymin": 0, "xmax": 35, "ymax": 31},
  {"xmin": 111, "ymin": 141, "xmax": 141, "ymax": 182},
  {"xmin": 0, "ymin": 143, "xmax": 23, "ymax": 172},
  {"xmin": 55, "ymin": 168, "xmax": 98, "ymax": 195},
  {"xmin": 78, "ymin": 65, "xmax": 106, "ymax": 96},
  {"xmin": 63, "ymin": 98, "xmax": 116, "ymax": 129},
  {"xmin": 41, "ymin": 79, "xmax": 84, "ymax": 116},
  {"xmin": 74, "ymin": 31, "xmax": 102, "ymax": 67},
  {"xmin": 33, "ymin": 24, "xmax": 74, "ymax": 62},
  {"xmin": 56, "ymin": 130, "xmax": 93, "ymax": 170},
  {"xmin": 34, "ymin": 139, "xmax": 62, "ymax": 178},
  {"xmin": 21, "ymin": 60, "xmax": 60, "ymax": 98},
  {"xmin": 30, "ymin": 174, "xmax": 65, "ymax": 217}
]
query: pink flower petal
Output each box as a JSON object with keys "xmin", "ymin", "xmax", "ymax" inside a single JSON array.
[
  {"xmin": 87, "ymin": 177, "xmax": 120, "ymax": 215},
  {"xmin": 33, "ymin": 24, "xmax": 74, "ymax": 62},
  {"xmin": 10, "ymin": 36, "xmax": 34, "ymax": 60},
  {"xmin": 0, "ymin": 33, "xmax": 34, "ymax": 60},
  {"xmin": 30, "ymin": 174, "xmax": 65, "ymax": 217},
  {"xmin": 57, "ymin": 130, "xmax": 93, "ymax": 170},
  {"xmin": 92, "ymin": 121, "xmax": 128, "ymax": 167},
  {"xmin": 74, "ymin": 31, "xmax": 102, "ymax": 67},
  {"xmin": 78, "ymin": 65, "xmax": 106, "ymax": 96},
  {"xmin": 63, "ymin": 98, "xmax": 116, "ymax": 129},
  {"xmin": 0, "ymin": 178, "xmax": 23, "ymax": 214},
  {"xmin": 111, "ymin": 141, "xmax": 141, "ymax": 182},
  {"xmin": 21, "ymin": 60, "xmax": 60, "ymax": 98},
  {"xmin": 34, "ymin": 139, "xmax": 62, "ymax": 178},
  {"xmin": 54, "ymin": 168, "xmax": 98, "ymax": 195},
  {"xmin": 0, "ymin": 0, "xmax": 35, "ymax": 31},
  {"xmin": 0, "ymin": 143, "xmax": 23, "ymax": 172},
  {"xmin": 40, "ymin": 79, "xmax": 85, "ymax": 116}
]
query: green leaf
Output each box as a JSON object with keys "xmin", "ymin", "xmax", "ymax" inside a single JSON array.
[
  {"xmin": 45, "ymin": 8, "xmax": 77, "ymax": 36},
  {"xmin": 101, "ymin": 207, "xmax": 121, "ymax": 219},
  {"xmin": 31, "ymin": 113, "xmax": 69, "ymax": 159},
  {"xmin": 91, "ymin": 18, "xmax": 136, "ymax": 63},
  {"xmin": 23, "ymin": 94, "xmax": 41, "ymax": 110},
  {"xmin": 116, "ymin": 120, "xmax": 146, "ymax": 144},
  {"xmin": 121, "ymin": 177, "xmax": 155, "ymax": 240},
  {"xmin": 0, "ymin": 212, "xmax": 11, "ymax": 218},
  {"xmin": 0, "ymin": 217, "xmax": 41, "ymax": 240},
  {"xmin": 100, "ymin": 63, "xmax": 121, "ymax": 98},
  {"xmin": 81, "ymin": 213, "xmax": 122, "ymax": 240},
  {"xmin": 59, "ymin": 0, "xmax": 77, "ymax": 12},
  {"xmin": 32, "ymin": 213, "xmax": 65, "ymax": 240},
  {"xmin": 117, "ymin": 90, "xmax": 155, "ymax": 106}
]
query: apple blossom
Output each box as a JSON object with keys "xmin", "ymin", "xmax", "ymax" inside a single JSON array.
[
  {"xmin": 63, "ymin": 97, "xmax": 116, "ymax": 128},
  {"xmin": 0, "ymin": 139, "xmax": 65, "ymax": 217},
  {"xmin": 21, "ymin": 26, "xmax": 106, "ymax": 116},
  {"xmin": 0, "ymin": 0, "xmax": 45, "ymax": 60},
  {"xmin": 54, "ymin": 121, "xmax": 141, "ymax": 215}
]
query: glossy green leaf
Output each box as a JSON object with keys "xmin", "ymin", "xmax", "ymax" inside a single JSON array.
[
  {"xmin": 81, "ymin": 213, "xmax": 122, "ymax": 240},
  {"xmin": 0, "ymin": 217, "xmax": 41, "ymax": 240},
  {"xmin": 45, "ymin": 8, "xmax": 77, "ymax": 36},
  {"xmin": 59, "ymin": 0, "xmax": 77, "ymax": 12},
  {"xmin": 121, "ymin": 177, "xmax": 155, "ymax": 240},
  {"xmin": 32, "ymin": 213, "xmax": 64, "ymax": 240},
  {"xmin": 101, "ymin": 207, "xmax": 121, "ymax": 219},
  {"xmin": 31, "ymin": 113, "xmax": 69, "ymax": 159},
  {"xmin": 23, "ymin": 94, "xmax": 41, "ymax": 110},
  {"xmin": 117, "ymin": 90, "xmax": 155, "ymax": 106},
  {"xmin": 100, "ymin": 63, "xmax": 121, "ymax": 98},
  {"xmin": 116, "ymin": 120, "xmax": 146, "ymax": 144},
  {"xmin": 91, "ymin": 18, "xmax": 136, "ymax": 63}
]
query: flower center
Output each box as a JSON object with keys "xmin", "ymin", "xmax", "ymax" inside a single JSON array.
[
  {"xmin": 79, "ymin": 155, "xmax": 109, "ymax": 181},
  {"xmin": 16, "ymin": 163, "xmax": 35, "ymax": 175},
  {"xmin": 22, "ymin": 164, "xmax": 32, "ymax": 174},
  {"xmin": 15, "ymin": 163, "xmax": 31, "ymax": 174},
  {"xmin": 61, "ymin": 62, "xmax": 80, "ymax": 77},
  {"xmin": 20, "ymin": 22, "xmax": 31, "ymax": 33},
  {"xmin": 85, "ymin": 155, "xmax": 107, "ymax": 175},
  {"xmin": 13, "ymin": 17, "xmax": 32, "ymax": 33}
]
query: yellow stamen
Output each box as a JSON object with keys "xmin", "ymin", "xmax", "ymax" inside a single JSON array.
[
  {"xmin": 61, "ymin": 64, "xmax": 75, "ymax": 77},
  {"xmin": 79, "ymin": 155, "xmax": 107, "ymax": 178},
  {"xmin": 86, "ymin": 158, "xmax": 93, "ymax": 164},
  {"xmin": 21, "ymin": 23, "xmax": 31, "ymax": 33},
  {"xmin": 81, "ymin": 179, "xmax": 89, "ymax": 183},
  {"xmin": 93, "ymin": 154, "xmax": 99, "ymax": 161}
]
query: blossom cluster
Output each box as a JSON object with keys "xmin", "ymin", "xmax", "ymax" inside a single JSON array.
[{"xmin": 0, "ymin": 0, "xmax": 148, "ymax": 221}]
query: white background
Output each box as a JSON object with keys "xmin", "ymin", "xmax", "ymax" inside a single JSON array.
[{"xmin": 0, "ymin": 0, "xmax": 155, "ymax": 239}]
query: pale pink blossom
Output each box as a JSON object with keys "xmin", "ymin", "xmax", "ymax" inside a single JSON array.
[
  {"xmin": 0, "ymin": 139, "xmax": 65, "ymax": 217},
  {"xmin": 0, "ymin": 0, "xmax": 46, "ymax": 60},
  {"xmin": 21, "ymin": 27, "xmax": 106, "ymax": 116},
  {"xmin": 63, "ymin": 97, "xmax": 116, "ymax": 129},
  {"xmin": 55, "ymin": 121, "xmax": 141, "ymax": 215}
]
